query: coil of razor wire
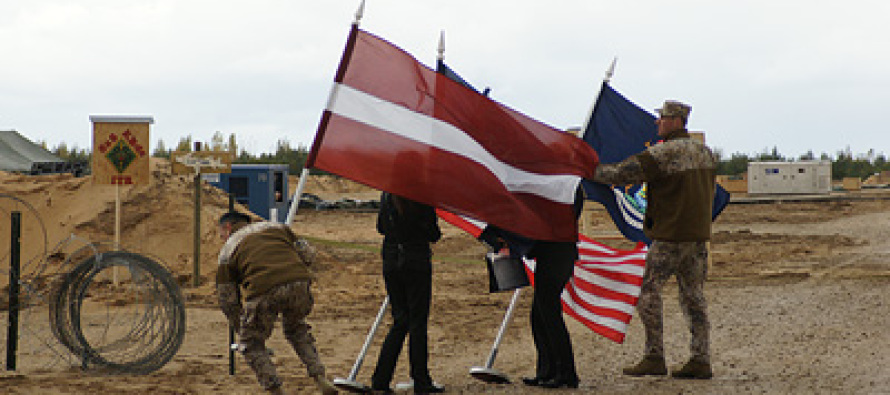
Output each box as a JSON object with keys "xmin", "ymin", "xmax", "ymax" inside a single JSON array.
[{"xmin": 49, "ymin": 250, "xmax": 186, "ymax": 374}]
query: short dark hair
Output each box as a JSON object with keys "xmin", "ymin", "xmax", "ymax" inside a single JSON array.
[{"xmin": 219, "ymin": 211, "xmax": 252, "ymax": 226}]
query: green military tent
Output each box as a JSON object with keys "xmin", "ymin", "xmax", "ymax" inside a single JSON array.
[{"xmin": 0, "ymin": 130, "xmax": 66, "ymax": 173}]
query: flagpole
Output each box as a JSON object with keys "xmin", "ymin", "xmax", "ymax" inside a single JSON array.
[
  {"xmin": 294, "ymin": 0, "xmax": 368, "ymax": 226},
  {"xmin": 314, "ymin": 3, "xmax": 392, "ymax": 393},
  {"xmin": 333, "ymin": 296, "xmax": 388, "ymax": 393},
  {"xmin": 436, "ymin": 30, "xmax": 516, "ymax": 384},
  {"xmin": 579, "ymin": 57, "xmax": 617, "ymax": 139},
  {"xmin": 284, "ymin": 167, "xmax": 310, "ymax": 227},
  {"xmin": 305, "ymin": 1, "xmax": 362, "ymax": 171},
  {"xmin": 469, "ymin": 288, "xmax": 521, "ymax": 384},
  {"xmin": 354, "ymin": 0, "xmax": 365, "ymax": 26},
  {"xmin": 604, "ymin": 56, "xmax": 617, "ymax": 84},
  {"xmin": 437, "ymin": 30, "xmax": 445, "ymax": 62}
]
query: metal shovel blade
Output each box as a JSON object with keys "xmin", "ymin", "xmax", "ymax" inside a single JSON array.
[
  {"xmin": 332, "ymin": 378, "xmax": 371, "ymax": 393},
  {"xmin": 469, "ymin": 366, "xmax": 511, "ymax": 384}
]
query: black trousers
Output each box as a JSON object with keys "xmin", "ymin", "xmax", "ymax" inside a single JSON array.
[
  {"xmin": 371, "ymin": 267, "xmax": 433, "ymax": 388},
  {"xmin": 529, "ymin": 241, "xmax": 578, "ymax": 382}
]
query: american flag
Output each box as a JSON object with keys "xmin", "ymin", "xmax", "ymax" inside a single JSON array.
[{"xmin": 436, "ymin": 210, "xmax": 646, "ymax": 343}]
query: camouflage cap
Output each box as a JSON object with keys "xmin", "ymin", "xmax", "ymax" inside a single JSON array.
[{"xmin": 655, "ymin": 100, "xmax": 691, "ymax": 119}]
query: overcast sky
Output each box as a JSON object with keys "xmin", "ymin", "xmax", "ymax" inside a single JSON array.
[{"xmin": 2, "ymin": 0, "xmax": 888, "ymax": 159}]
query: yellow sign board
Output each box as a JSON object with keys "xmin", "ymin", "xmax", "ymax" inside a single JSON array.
[
  {"xmin": 170, "ymin": 151, "xmax": 233, "ymax": 175},
  {"xmin": 90, "ymin": 116, "xmax": 152, "ymax": 185}
]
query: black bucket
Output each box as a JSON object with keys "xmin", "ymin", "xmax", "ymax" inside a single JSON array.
[{"xmin": 486, "ymin": 252, "xmax": 529, "ymax": 293}]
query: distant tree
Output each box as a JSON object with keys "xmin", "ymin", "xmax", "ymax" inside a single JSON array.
[
  {"xmin": 50, "ymin": 143, "xmax": 90, "ymax": 162},
  {"xmin": 875, "ymin": 153, "xmax": 888, "ymax": 172},
  {"xmin": 232, "ymin": 138, "xmax": 312, "ymax": 174},
  {"xmin": 237, "ymin": 149, "xmax": 254, "ymax": 162},
  {"xmin": 153, "ymin": 139, "xmax": 171, "ymax": 158},
  {"xmin": 210, "ymin": 131, "xmax": 226, "ymax": 151},
  {"xmin": 55, "ymin": 142, "xmax": 69, "ymax": 159},
  {"xmin": 755, "ymin": 146, "xmax": 785, "ymax": 162},
  {"xmin": 68, "ymin": 146, "xmax": 91, "ymax": 162},
  {"xmin": 175, "ymin": 136, "xmax": 193, "ymax": 152},
  {"xmin": 717, "ymin": 152, "xmax": 751, "ymax": 176},
  {"xmin": 228, "ymin": 134, "xmax": 237, "ymax": 155},
  {"xmin": 799, "ymin": 150, "xmax": 815, "ymax": 161}
]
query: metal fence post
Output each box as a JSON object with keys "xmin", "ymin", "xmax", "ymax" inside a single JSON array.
[
  {"xmin": 6, "ymin": 211, "xmax": 21, "ymax": 371},
  {"xmin": 227, "ymin": 194, "xmax": 236, "ymax": 375}
]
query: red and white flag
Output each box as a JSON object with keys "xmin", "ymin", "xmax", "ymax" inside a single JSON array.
[
  {"xmin": 437, "ymin": 209, "xmax": 647, "ymax": 343},
  {"xmin": 308, "ymin": 26, "xmax": 599, "ymax": 242}
]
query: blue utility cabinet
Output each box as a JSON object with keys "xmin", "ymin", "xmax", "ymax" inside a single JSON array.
[{"xmin": 205, "ymin": 164, "xmax": 289, "ymax": 222}]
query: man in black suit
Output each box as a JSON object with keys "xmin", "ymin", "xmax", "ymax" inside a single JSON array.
[{"xmin": 370, "ymin": 192, "xmax": 445, "ymax": 394}]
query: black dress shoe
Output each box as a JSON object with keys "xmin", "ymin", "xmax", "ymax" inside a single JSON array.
[
  {"xmin": 539, "ymin": 377, "xmax": 579, "ymax": 389},
  {"xmin": 522, "ymin": 376, "xmax": 551, "ymax": 387}
]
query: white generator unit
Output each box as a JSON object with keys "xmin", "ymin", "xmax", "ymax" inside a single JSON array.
[{"xmin": 747, "ymin": 161, "xmax": 832, "ymax": 194}]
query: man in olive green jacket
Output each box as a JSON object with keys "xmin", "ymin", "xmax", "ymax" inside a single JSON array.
[
  {"xmin": 593, "ymin": 100, "xmax": 716, "ymax": 379},
  {"xmin": 217, "ymin": 211, "xmax": 337, "ymax": 394}
]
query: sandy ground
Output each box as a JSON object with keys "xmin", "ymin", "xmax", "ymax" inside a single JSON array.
[{"xmin": 1, "ymin": 161, "xmax": 890, "ymax": 394}]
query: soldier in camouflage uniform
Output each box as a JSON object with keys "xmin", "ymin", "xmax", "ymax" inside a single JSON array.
[
  {"xmin": 217, "ymin": 212, "xmax": 338, "ymax": 394},
  {"xmin": 592, "ymin": 100, "xmax": 716, "ymax": 379}
]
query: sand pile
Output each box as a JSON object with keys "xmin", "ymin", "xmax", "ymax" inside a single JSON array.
[{"xmin": 0, "ymin": 159, "xmax": 374, "ymax": 290}]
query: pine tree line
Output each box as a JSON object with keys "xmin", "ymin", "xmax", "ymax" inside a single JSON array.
[{"xmin": 43, "ymin": 137, "xmax": 890, "ymax": 180}]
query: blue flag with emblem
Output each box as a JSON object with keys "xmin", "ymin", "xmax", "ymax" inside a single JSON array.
[{"xmin": 581, "ymin": 82, "xmax": 730, "ymax": 244}]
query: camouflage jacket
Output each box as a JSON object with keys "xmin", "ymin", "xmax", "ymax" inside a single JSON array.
[
  {"xmin": 594, "ymin": 129, "xmax": 716, "ymax": 241},
  {"xmin": 216, "ymin": 222, "xmax": 316, "ymax": 323}
]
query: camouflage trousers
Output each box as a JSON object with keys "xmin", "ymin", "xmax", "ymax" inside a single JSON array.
[
  {"xmin": 238, "ymin": 280, "xmax": 325, "ymax": 390},
  {"xmin": 638, "ymin": 240, "xmax": 711, "ymax": 364}
]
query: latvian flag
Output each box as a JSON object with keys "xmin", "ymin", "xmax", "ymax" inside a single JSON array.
[
  {"xmin": 307, "ymin": 25, "xmax": 599, "ymax": 242},
  {"xmin": 436, "ymin": 210, "xmax": 647, "ymax": 343}
]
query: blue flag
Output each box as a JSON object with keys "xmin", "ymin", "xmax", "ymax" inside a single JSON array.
[
  {"xmin": 581, "ymin": 82, "xmax": 730, "ymax": 244},
  {"xmin": 437, "ymin": 60, "xmax": 478, "ymax": 92}
]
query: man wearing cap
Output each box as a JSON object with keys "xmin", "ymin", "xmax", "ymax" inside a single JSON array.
[
  {"xmin": 217, "ymin": 211, "xmax": 338, "ymax": 394},
  {"xmin": 592, "ymin": 100, "xmax": 717, "ymax": 379}
]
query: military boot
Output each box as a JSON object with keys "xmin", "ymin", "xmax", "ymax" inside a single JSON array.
[
  {"xmin": 313, "ymin": 374, "xmax": 338, "ymax": 395},
  {"xmin": 670, "ymin": 359, "xmax": 713, "ymax": 379},
  {"xmin": 622, "ymin": 355, "xmax": 667, "ymax": 376}
]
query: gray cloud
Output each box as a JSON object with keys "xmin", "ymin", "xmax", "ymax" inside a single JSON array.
[{"xmin": 1, "ymin": 0, "xmax": 888, "ymax": 158}]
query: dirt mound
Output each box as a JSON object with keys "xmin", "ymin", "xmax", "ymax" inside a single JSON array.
[
  {"xmin": 292, "ymin": 173, "xmax": 380, "ymax": 201},
  {"xmin": 3, "ymin": 165, "xmax": 890, "ymax": 394},
  {"xmin": 0, "ymin": 159, "xmax": 385, "ymax": 291}
]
